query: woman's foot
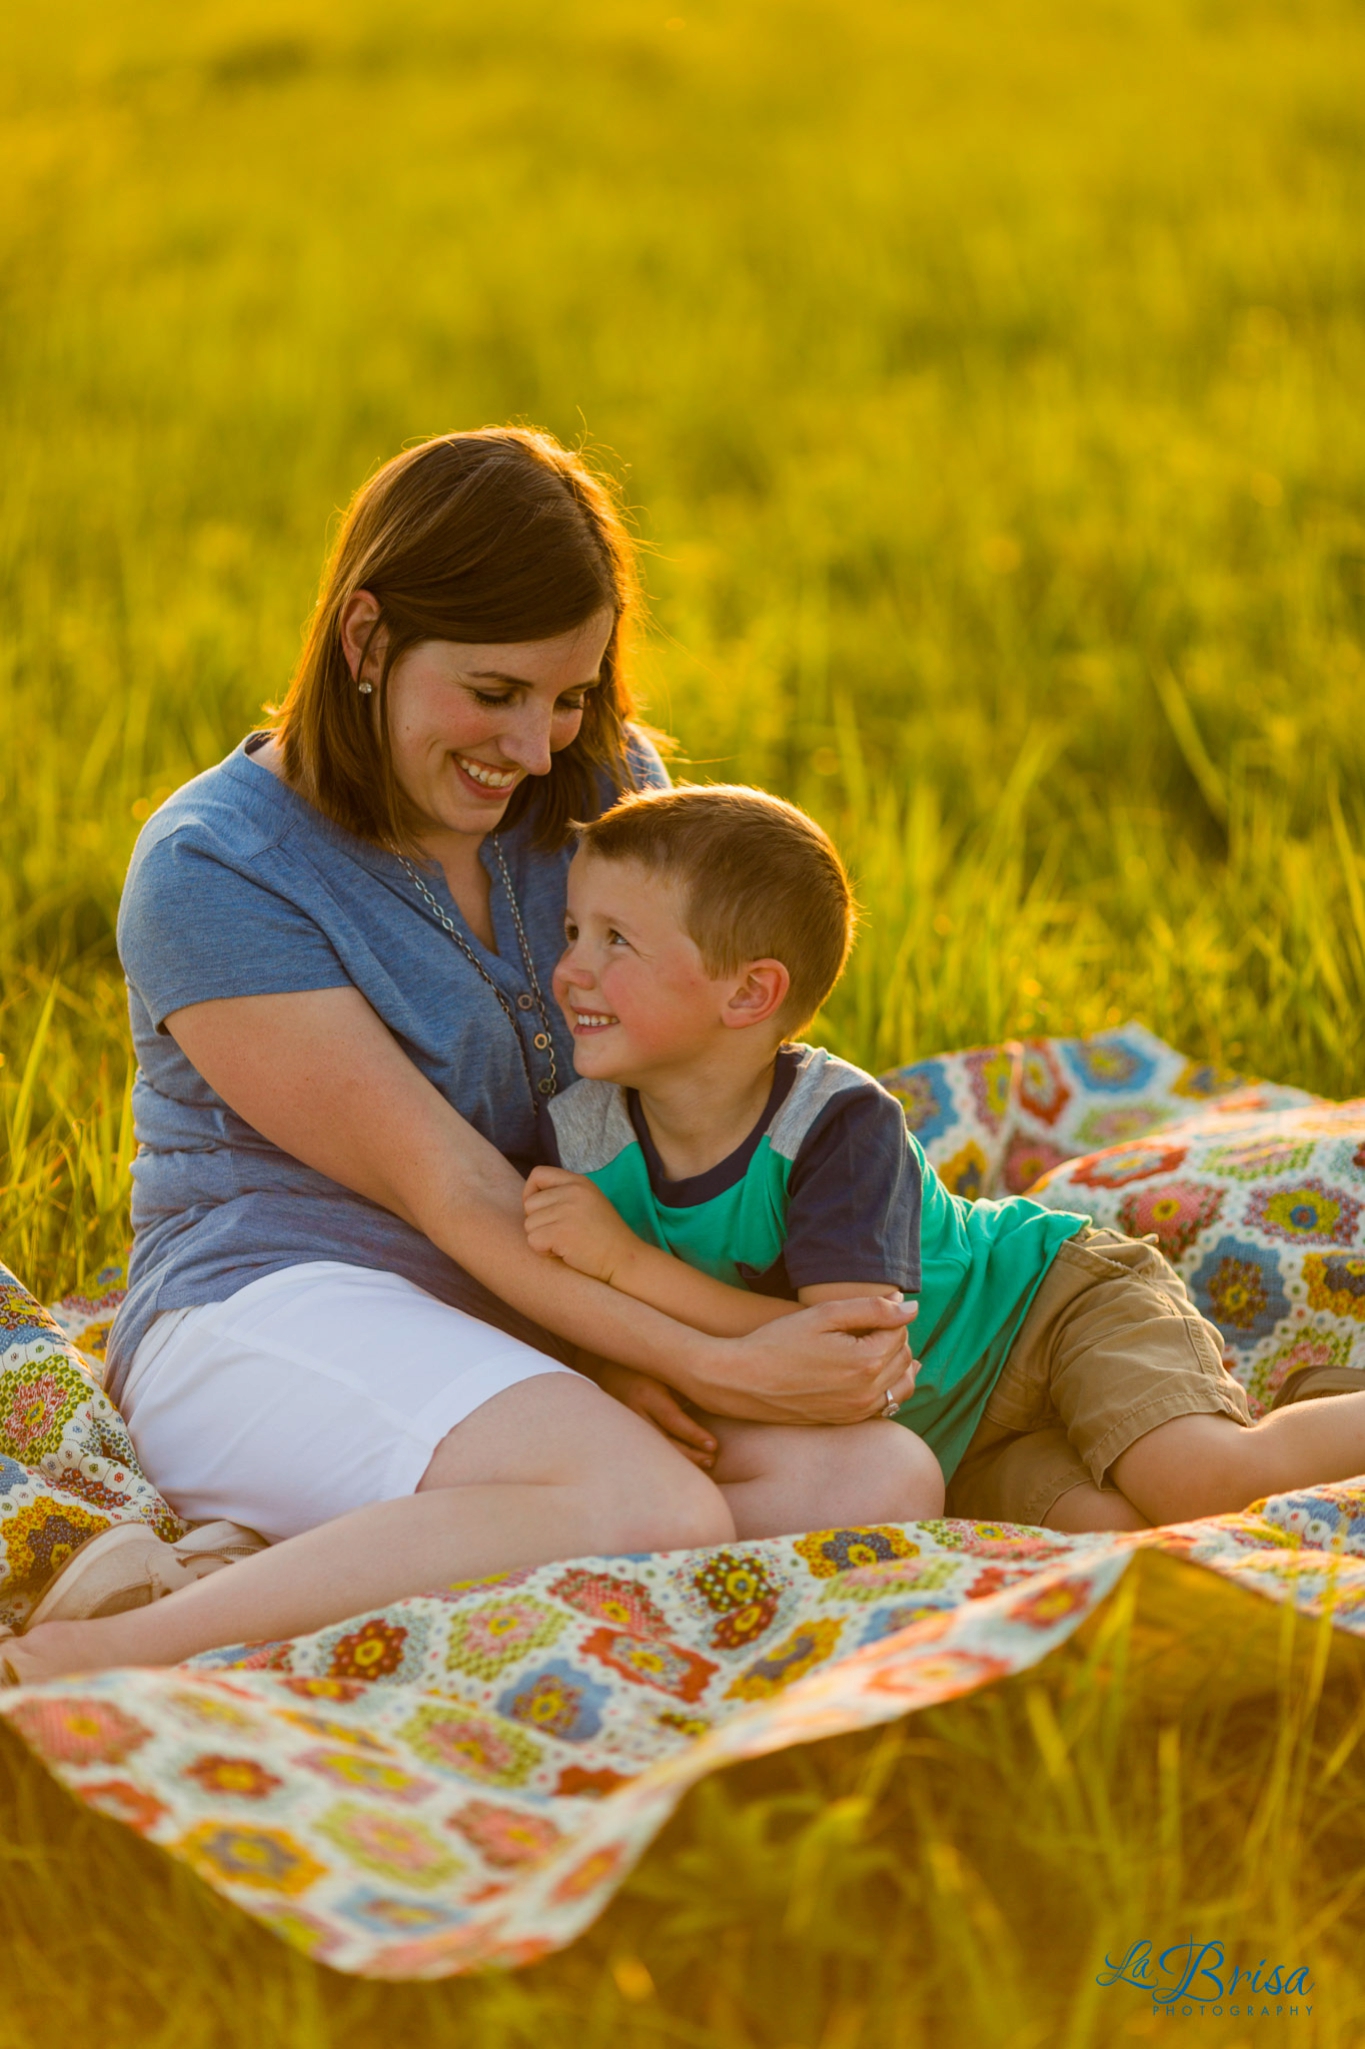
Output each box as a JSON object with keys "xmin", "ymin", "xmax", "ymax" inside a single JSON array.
[{"xmin": 0, "ymin": 1617, "xmax": 131, "ymax": 1685}]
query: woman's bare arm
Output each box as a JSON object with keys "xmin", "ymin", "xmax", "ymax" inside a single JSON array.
[
  {"xmin": 521, "ymin": 1168, "xmax": 914, "ymax": 1340},
  {"xmin": 165, "ymin": 986, "xmax": 916, "ymax": 1424}
]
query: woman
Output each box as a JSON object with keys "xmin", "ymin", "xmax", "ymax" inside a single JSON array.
[{"xmin": 6, "ymin": 429, "xmax": 915, "ymax": 1684}]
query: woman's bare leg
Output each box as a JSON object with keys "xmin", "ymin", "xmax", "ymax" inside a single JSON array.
[
  {"xmin": 699, "ymin": 1413, "xmax": 945, "ymax": 1540},
  {"xmin": 7, "ymin": 1376, "xmax": 733, "ymax": 1681}
]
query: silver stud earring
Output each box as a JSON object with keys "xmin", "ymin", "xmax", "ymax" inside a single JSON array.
[{"xmin": 358, "ymin": 679, "xmax": 374, "ymax": 695}]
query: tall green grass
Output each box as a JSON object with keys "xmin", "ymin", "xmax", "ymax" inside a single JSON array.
[
  {"xmin": 3, "ymin": 0, "xmax": 1365, "ymax": 2038},
  {"xmin": 3, "ymin": 0, "xmax": 1364, "ymax": 1293}
]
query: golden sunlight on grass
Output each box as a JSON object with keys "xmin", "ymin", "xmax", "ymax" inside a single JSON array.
[{"xmin": 2, "ymin": 0, "xmax": 1364, "ymax": 2039}]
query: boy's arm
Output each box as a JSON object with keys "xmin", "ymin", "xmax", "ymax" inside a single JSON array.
[
  {"xmin": 601, "ymin": 1258, "xmax": 909, "ymax": 1335},
  {"xmin": 610, "ymin": 1239, "xmax": 804, "ymax": 1336},
  {"xmin": 798, "ymin": 1282, "xmax": 906, "ymax": 1305},
  {"xmin": 523, "ymin": 1166, "xmax": 801, "ymax": 1337},
  {"xmin": 525, "ymin": 1168, "xmax": 917, "ymax": 1352}
]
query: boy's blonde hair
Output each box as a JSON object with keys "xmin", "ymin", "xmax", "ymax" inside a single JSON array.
[{"xmin": 574, "ymin": 784, "xmax": 856, "ymax": 1031}]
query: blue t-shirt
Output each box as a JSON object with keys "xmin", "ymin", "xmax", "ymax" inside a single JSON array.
[{"xmin": 108, "ymin": 730, "xmax": 668, "ymax": 1397}]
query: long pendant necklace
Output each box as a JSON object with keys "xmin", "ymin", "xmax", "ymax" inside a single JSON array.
[{"xmin": 398, "ymin": 838, "xmax": 559, "ymax": 1109}]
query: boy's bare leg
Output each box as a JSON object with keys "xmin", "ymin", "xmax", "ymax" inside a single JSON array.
[
  {"xmin": 5, "ymin": 1377, "xmax": 733, "ymax": 1684},
  {"xmin": 1042, "ymin": 1483, "xmax": 1148, "ymax": 1533},
  {"xmin": 1111, "ymin": 1391, "xmax": 1365, "ymax": 1526},
  {"xmin": 699, "ymin": 1412, "xmax": 945, "ymax": 1540}
]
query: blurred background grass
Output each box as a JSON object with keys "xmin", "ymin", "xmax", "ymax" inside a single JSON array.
[
  {"xmin": 4, "ymin": 0, "xmax": 1364, "ymax": 1295},
  {"xmin": 2, "ymin": 0, "xmax": 1365, "ymax": 2039}
]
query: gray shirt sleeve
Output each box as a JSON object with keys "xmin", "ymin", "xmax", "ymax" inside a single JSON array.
[
  {"xmin": 780, "ymin": 1084, "xmax": 923, "ymax": 1293},
  {"xmin": 118, "ymin": 828, "xmax": 352, "ymax": 1032}
]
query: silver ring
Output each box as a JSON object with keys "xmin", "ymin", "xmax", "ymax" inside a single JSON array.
[{"xmin": 882, "ymin": 1390, "xmax": 900, "ymax": 1418}]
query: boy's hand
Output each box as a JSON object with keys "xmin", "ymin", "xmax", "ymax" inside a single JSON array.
[
  {"xmin": 578, "ymin": 1357, "xmax": 719, "ymax": 1469},
  {"xmin": 523, "ymin": 1166, "xmax": 645, "ymax": 1286}
]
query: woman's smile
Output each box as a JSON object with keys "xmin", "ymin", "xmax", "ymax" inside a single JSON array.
[{"xmin": 449, "ymin": 751, "xmax": 523, "ymax": 798}]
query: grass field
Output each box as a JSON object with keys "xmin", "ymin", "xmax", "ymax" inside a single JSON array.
[{"xmin": 2, "ymin": 0, "xmax": 1365, "ymax": 2040}]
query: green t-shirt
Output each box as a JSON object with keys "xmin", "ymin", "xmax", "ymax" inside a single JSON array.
[{"xmin": 543, "ymin": 1045, "xmax": 1089, "ymax": 1482}]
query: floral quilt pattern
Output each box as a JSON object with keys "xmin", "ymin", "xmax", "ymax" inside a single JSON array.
[
  {"xmin": 1, "ymin": 1024, "xmax": 1363, "ymax": 1979},
  {"xmin": 0, "ymin": 1266, "xmax": 184, "ymax": 1632},
  {"xmin": 1027, "ymin": 1093, "xmax": 1365, "ymax": 1413},
  {"xmin": 881, "ymin": 1020, "xmax": 1318, "ymax": 1200}
]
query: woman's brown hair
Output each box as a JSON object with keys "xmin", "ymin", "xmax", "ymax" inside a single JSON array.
[{"xmin": 274, "ymin": 428, "xmax": 646, "ymax": 850}]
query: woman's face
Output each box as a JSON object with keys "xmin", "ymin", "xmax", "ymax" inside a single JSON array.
[{"xmin": 343, "ymin": 595, "xmax": 615, "ymax": 843}]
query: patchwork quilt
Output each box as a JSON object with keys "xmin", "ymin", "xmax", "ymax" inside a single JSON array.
[{"xmin": 1, "ymin": 1024, "xmax": 1363, "ymax": 1979}]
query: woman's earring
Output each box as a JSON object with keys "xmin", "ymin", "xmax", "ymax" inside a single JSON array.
[{"xmin": 358, "ymin": 679, "xmax": 374, "ymax": 695}]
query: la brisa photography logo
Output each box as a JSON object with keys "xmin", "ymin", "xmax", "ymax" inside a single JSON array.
[{"xmin": 1097, "ymin": 1939, "xmax": 1314, "ymax": 2020}]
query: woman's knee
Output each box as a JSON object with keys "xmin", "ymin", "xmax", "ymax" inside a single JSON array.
[
  {"xmin": 580, "ymin": 1418, "xmax": 735, "ymax": 1552},
  {"xmin": 424, "ymin": 1374, "xmax": 734, "ymax": 1553},
  {"xmin": 619, "ymin": 1457, "xmax": 736, "ymax": 1553},
  {"xmin": 791, "ymin": 1426, "xmax": 942, "ymax": 1524},
  {"xmin": 873, "ymin": 1426, "xmax": 946, "ymax": 1524}
]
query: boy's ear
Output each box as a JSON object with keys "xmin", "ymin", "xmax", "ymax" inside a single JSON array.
[{"xmin": 722, "ymin": 960, "xmax": 791, "ymax": 1031}]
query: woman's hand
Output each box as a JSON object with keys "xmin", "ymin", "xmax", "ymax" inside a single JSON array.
[
  {"xmin": 576, "ymin": 1356, "xmax": 719, "ymax": 1469},
  {"xmin": 698, "ymin": 1295, "xmax": 919, "ymax": 1426},
  {"xmin": 523, "ymin": 1167, "xmax": 644, "ymax": 1284}
]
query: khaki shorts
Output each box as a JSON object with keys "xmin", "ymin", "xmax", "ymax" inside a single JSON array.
[{"xmin": 943, "ymin": 1227, "xmax": 1253, "ymax": 1528}]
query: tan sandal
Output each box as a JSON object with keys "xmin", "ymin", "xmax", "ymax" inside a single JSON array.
[
  {"xmin": 1270, "ymin": 1364, "xmax": 1365, "ymax": 1410},
  {"xmin": 171, "ymin": 1519, "xmax": 269, "ymax": 1571},
  {"xmin": 25, "ymin": 1518, "xmax": 267, "ymax": 1629}
]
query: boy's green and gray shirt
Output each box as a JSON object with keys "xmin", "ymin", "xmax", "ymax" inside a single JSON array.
[{"xmin": 543, "ymin": 1044, "xmax": 1089, "ymax": 1483}]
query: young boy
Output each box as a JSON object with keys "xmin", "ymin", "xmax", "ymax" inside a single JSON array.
[{"xmin": 524, "ymin": 785, "xmax": 1365, "ymax": 1537}]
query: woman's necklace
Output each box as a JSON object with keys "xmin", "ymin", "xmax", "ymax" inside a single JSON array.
[{"xmin": 398, "ymin": 838, "xmax": 560, "ymax": 1108}]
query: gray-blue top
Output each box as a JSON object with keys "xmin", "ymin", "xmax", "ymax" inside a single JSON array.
[{"xmin": 108, "ymin": 730, "xmax": 668, "ymax": 1399}]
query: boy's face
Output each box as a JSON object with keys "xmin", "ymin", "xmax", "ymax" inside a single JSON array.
[{"xmin": 554, "ymin": 850, "xmax": 781, "ymax": 1086}]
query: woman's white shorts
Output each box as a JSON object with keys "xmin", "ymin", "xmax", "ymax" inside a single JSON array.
[{"xmin": 120, "ymin": 1262, "xmax": 574, "ymax": 1543}]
